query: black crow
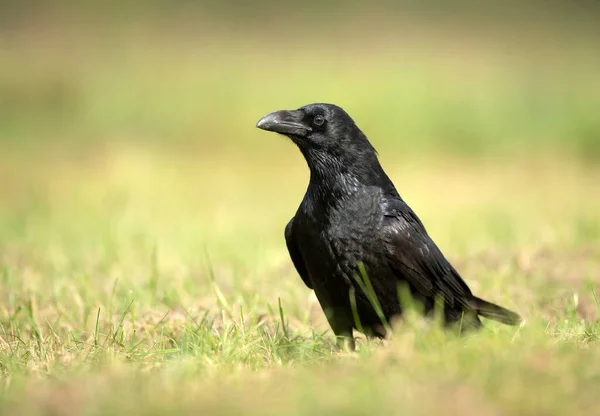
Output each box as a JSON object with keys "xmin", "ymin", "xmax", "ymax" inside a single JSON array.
[{"xmin": 257, "ymin": 103, "xmax": 521, "ymax": 347}]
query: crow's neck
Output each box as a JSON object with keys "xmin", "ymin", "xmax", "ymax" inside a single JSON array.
[{"xmin": 302, "ymin": 149, "xmax": 398, "ymax": 213}]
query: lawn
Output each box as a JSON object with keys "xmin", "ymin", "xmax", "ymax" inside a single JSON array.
[{"xmin": 1, "ymin": 7, "xmax": 600, "ymax": 415}]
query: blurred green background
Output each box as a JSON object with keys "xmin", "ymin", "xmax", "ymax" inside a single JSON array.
[
  {"xmin": 1, "ymin": 0, "xmax": 599, "ymax": 158},
  {"xmin": 2, "ymin": 1, "xmax": 598, "ymax": 266}
]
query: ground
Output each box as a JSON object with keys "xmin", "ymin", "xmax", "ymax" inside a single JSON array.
[{"xmin": 1, "ymin": 146, "xmax": 599, "ymax": 415}]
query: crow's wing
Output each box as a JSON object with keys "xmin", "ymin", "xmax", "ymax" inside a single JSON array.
[
  {"xmin": 382, "ymin": 198, "xmax": 473, "ymax": 309},
  {"xmin": 285, "ymin": 217, "xmax": 313, "ymax": 289}
]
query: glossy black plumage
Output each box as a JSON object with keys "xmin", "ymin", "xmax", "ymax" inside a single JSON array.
[{"xmin": 257, "ymin": 103, "xmax": 521, "ymax": 345}]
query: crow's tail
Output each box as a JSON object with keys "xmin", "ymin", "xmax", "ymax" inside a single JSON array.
[{"xmin": 470, "ymin": 296, "xmax": 521, "ymax": 326}]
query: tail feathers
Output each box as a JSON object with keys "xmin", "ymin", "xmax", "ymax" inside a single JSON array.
[{"xmin": 470, "ymin": 296, "xmax": 521, "ymax": 326}]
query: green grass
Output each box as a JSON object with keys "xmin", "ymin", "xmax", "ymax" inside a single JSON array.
[
  {"xmin": 1, "ymin": 146, "xmax": 599, "ymax": 415},
  {"xmin": 1, "ymin": 14, "xmax": 600, "ymax": 415}
]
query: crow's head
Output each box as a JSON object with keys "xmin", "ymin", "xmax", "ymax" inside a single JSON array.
[
  {"xmin": 256, "ymin": 103, "xmax": 377, "ymax": 167},
  {"xmin": 257, "ymin": 103, "xmax": 395, "ymax": 194}
]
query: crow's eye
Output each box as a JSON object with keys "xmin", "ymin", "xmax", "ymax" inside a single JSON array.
[{"xmin": 313, "ymin": 115, "xmax": 325, "ymax": 126}]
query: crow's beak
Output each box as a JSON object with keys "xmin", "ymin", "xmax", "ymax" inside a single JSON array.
[{"xmin": 256, "ymin": 110, "xmax": 311, "ymax": 136}]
